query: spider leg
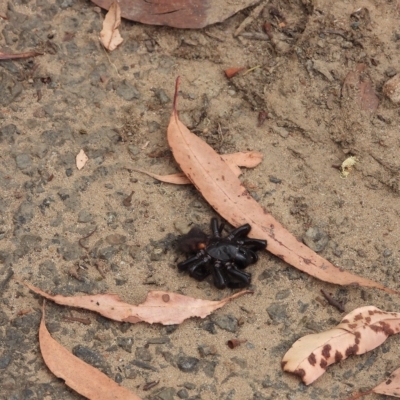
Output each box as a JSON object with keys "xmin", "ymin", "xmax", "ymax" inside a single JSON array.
[
  {"xmin": 234, "ymin": 248, "xmax": 260, "ymax": 269},
  {"xmin": 210, "ymin": 218, "xmax": 222, "ymax": 238},
  {"xmin": 226, "ymin": 263, "xmax": 251, "ymax": 288},
  {"xmin": 188, "ymin": 261, "xmax": 210, "ymax": 281},
  {"xmin": 241, "ymin": 238, "xmax": 267, "ymax": 251},
  {"xmin": 211, "ymin": 261, "xmax": 228, "ymax": 289},
  {"xmin": 177, "ymin": 251, "xmax": 205, "ymax": 271},
  {"xmin": 227, "ymin": 223, "xmax": 251, "ymax": 241}
]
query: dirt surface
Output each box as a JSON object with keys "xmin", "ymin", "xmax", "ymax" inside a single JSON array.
[{"xmin": 1, "ymin": 0, "xmax": 400, "ymax": 399}]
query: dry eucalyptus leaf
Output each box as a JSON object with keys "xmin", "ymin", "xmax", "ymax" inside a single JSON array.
[
  {"xmin": 342, "ymin": 64, "xmax": 379, "ymax": 113},
  {"xmin": 76, "ymin": 149, "xmax": 88, "ymax": 170},
  {"xmin": 282, "ymin": 306, "xmax": 400, "ymax": 385},
  {"xmin": 26, "ymin": 282, "xmax": 250, "ymax": 325},
  {"xmin": 372, "ymin": 368, "xmax": 400, "ymax": 397},
  {"xmin": 91, "ymin": 0, "xmax": 260, "ymax": 29},
  {"xmin": 40, "ymin": 303, "xmax": 142, "ymax": 399},
  {"xmin": 99, "ymin": 1, "xmax": 124, "ymax": 51},
  {"xmin": 166, "ymin": 77, "xmax": 397, "ymax": 294},
  {"xmin": 134, "ymin": 151, "xmax": 263, "ymax": 185},
  {"xmin": 346, "ymin": 367, "xmax": 400, "ymax": 399}
]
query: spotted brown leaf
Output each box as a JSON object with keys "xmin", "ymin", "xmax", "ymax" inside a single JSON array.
[{"xmin": 282, "ymin": 306, "xmax": 400, "ymax": 385}]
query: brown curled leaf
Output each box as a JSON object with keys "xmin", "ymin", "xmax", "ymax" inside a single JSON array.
[
  {"xmin": 282, "ymin": 306, "xmax": 400, "ymax": 385},
  {"xmin": 166, "ymin": 77, "xmax": 397, "ymax": 294},
  {"xmin": 40, "ymin": 303, "xmax": 141, "ymax": 399},
  {"xmin": 25, "ymin": 282, "xmax": 251, "ymax": 325},
  {"xmin": 133, "ymin": 151, "xmax": 263, "ymax": 185},
  {"xmin": 90, "ymin": 0, "xmax": 260, "ymax": 29},
  {"xmin": 99, "ymin": 1, "xmax": 124, "ymax": 51}
]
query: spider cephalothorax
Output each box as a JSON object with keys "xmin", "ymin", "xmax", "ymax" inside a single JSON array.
[{"xmin": 177, "ymin": 218, "xmax": 267, "ymax": 289}]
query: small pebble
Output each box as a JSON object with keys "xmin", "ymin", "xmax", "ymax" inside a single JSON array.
[{"xmin": 383, "ymin": 74, "xmax": 400, "ymax": 104}]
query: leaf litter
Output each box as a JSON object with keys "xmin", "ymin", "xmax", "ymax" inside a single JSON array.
[
  {"xmin": 165, "ymin": 77, "xmax": 398, "ymax": 294},
  {"xmin": 282, "ymin": 306, "xmax": 400, "ymax": 385},
  {"xmin": 25, "ymin": 282, "xmax": 251, "ymax": 325},
  {"xmin": 99, "ymin": 1, "xmax": 124, "ymax": 51},
  {"xmin": 39, "ymin": 302, "xmax": 142, "ymax": 400},
  {"xmin": 134, "ymin": 151, "xmax": 263, "ymax": 185},
  {"xmin": 91, "ymin": 0, "xmax": 260, "ymax": 29},
  {"xmin": 346, "ymin": 366, "xmax": 400, "ymax": 399}
]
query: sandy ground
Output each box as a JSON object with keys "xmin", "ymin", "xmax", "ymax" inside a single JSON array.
[{"xmin": 1, "ymin": 0, "xmax": 400, "ymax": 399}]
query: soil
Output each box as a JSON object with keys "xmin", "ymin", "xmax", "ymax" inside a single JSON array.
[{"xmin": 1, "ymin": 0, "xmax": 400, "ymax": 399}]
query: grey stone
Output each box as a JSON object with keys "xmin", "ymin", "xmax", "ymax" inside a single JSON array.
[
  {"xmin": 386, "ymin": 67, "xmax": 397, "ymax": 78},
  {"xmin": 177, "ymin": 388, "xmax": 189, "ymax": 399},
  {"xmin": 153, "ymin": 88, "xmax": 171, "ymax": 104},
  {"xmin": 202, "ymin": 321, "xmax": 217, "ymax": 334},
  {"xmin": 116, "ymin": 80, "xmax": 140, "ymax": 101},
  {"xmin": 38, "ymin": 260, "xmax": 58, "ymax": 277},
  {"xmin": 97, "ymin": 246, "xmax": 118, "ymax": 261},
  {"xmin": 201, "ymin": 360, "xmax": 216, "ymax": 377},
  {"xmin": 0, "ymin": 310, "xmax": 9, "ymax": 326},
  {"xmin": 146, "ymin": 337, "xmax": 170, "ymax": 345},
  {"xmin": 72, "ymin": 345, "xmax": 111, "ymax": 376},
  {"xmin": 383, "ymin": 249, "xmax": 392, "ymax": 257},
  {"xmin": 198, "ymin": 344, "xmax": 217, "ymax": 357},
  {"xmin": 105, "ymin": 234, "xmax": 126, "ymax": 245},
  {"xmin": 231, "ymin": 356, "xmax": 246, "ymax": 368},
  {"xmin": 303, "ymin": 227, "xmax": 329, "ymax": 252},
  {"xmin": 177, "ymin": 356, "xmax": 199, "ymax": 373},
  {"xmin": 130, "ymin": 359, "xmax": 158, "ymax": 371},
  {"xmin": 14, "ymin": 234, "xmax": 42, "ymax": 258},
  {"xmin": 0, "ymin": 124, "xmax": 18, "ymax": 144},
  {"xmin": 184, "ymin": 382, "xmax": 196, "ymax": 390},
  {"xmin": 135, "ymin": 347, "xmax": 152, "ymax": 362},
  {"xmin": 78, "ymin": 209, "xmax": 93, "ymax": 223},
  {"xmin": 266, "ymin": 303, "xmax": 288, "ymax": 323},
  {"xmin": 148, "ymin": 120, "xmax": 160, "ymax": 133},
  {"xmin": 275, "ymin": 289, "xmax": 291, "ymax": 300},
  {"xmin": 58, "ymin": 189, "xmax": 80, "ymax": 210},
  {"xmin": 0, "ymin": 352, "xmax": 11, "ymax": 369},
  {"xmin": 32, "ymin": 143, "xmax": 49, "ymax": 159},
  {"xmin": 124, "ymin": 364, "xmax": 137, "ymax": 379},
  {"xmin": 128, "ymin": 145, "xmax": 140, "ymax": 158},
  {"xmin": 211, "ymin": 314, "xmax": 238, "ymax": 333},
  {"xmin": 15, "ymin": 154, "xmax": 32, "ymax": 170},
  {"xmin": 14, "ymin": 201, "xmax": 35, "ymax": 225},
  {"xmin": 271, "ymin": 126, "xmax": 289, "ymax": 138},
  {"xmin": 117, "ymin": 337, "xmax": 134, "ymax": 353},
  {"xmin": 154, "ymin": 387, "xmax": 176, "ymax": 400},
  {"xmin": 57, "ymin": 239, "xmax": 84, "ymax": 261}
]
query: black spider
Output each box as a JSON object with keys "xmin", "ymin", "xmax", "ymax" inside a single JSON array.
[{"xmin": 177, "ymin": 218, "xmax": 267, "ymax": 289}]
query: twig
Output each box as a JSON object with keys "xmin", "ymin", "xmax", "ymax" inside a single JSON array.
[
  {"xmin": 234, "ymin": 0, "xmax": 269, "ymax": 37},
  {"xmin": 320, "ymin": 289, "xmax": 345, "ymax": 312},
  {"xmin": 78, "ymin": 227, "xmax": 97, "ymax": 250},
  {"xmin": 0, "ymin": 51, "xmax": 43, "ymax": 60},
  {"xmin": 243, "ymin": 65, "xmax": 261, "ymax": 75},
  {"xmin": 143, "ymin": 381, "xmax": 160, "ymax": 391},
  {"xmin": 101, "ymin": 45, "xmax": 120, "ymax": 76},
  {"xmin": 344, "ymin": 389, "xmax": 373, "ymax": 400},
  {"xmin": 0, "ymin": 269, "xmax": 14, "ymax": 292},
  {"xmin": 239, "ymin": 32, "xmax": 270, "ymax": 41}
]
